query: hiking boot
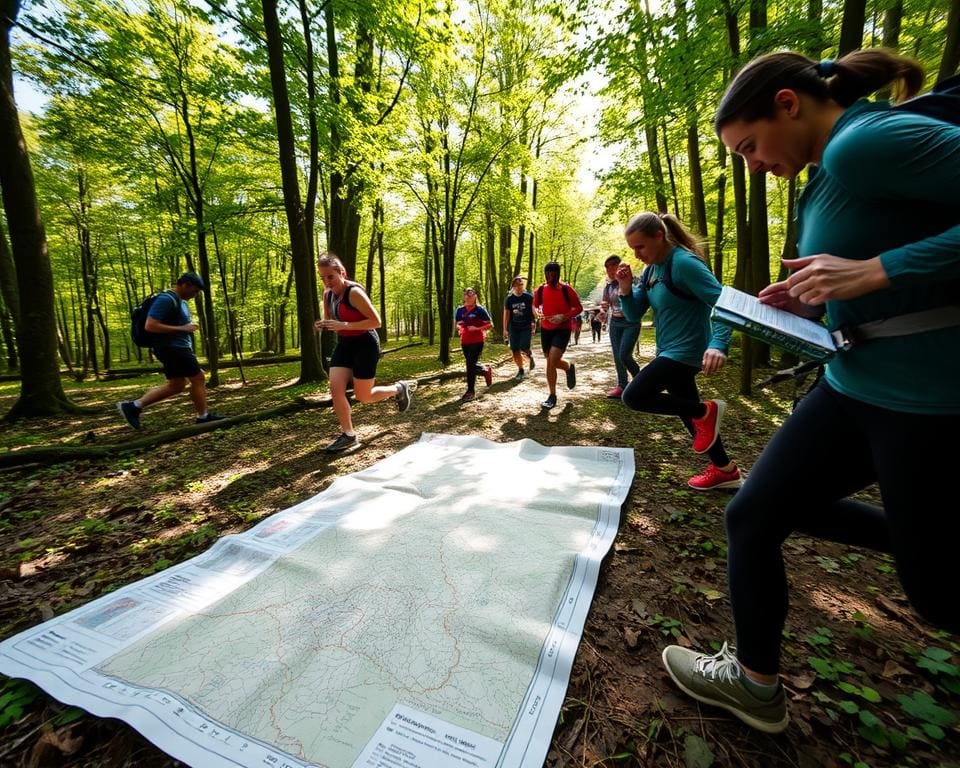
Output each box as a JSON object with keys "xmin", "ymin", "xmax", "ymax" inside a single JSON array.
[
  {"xmin": 118, "ymin": 401, "xmax": 142, "ymax": 430},
  {"xmin": 607, "ymin": 386, "xmax": 624, "ymax": 399},
  {"xmin": 483, "ymin": 365, "xmax": 493, "ymax": 387},
  {"xmin": 461, "ymin": 391, "xmax": 476, "ymax": 402},
  {"xmin": 324, "ymin": 432, "xmax": 358, "ymax": 452},
  {"xmin": 565, "ymin": 363, "xmax": 576, "ymax": 389},
  {"xmin": 514, "ymin": 369, "xmax": 526, "ymax": 381},
  {"xmin": 688, "ymin": 463, "xmax": 743, "ymax": 491},
  {"xmin": 195, "ymin": 412, "xmax": 226, "ymax": 424},
  {"xmin": 528, "ymin": 354, "xmax": 535, "ymax": 371},
  {"xmin": 542, "ymin": 393, "xmax": 557, "ymax": 409},
  {"xmin": 395, "ymin": 381, "xmax": 413, "ymax": 413},
  {"xmin": 661, "ymin": 642, "xmax": 789, "ymax": 734},
  {"xmin": 691, "ymin": 400, "xmax": 725, "ymax": 454}
]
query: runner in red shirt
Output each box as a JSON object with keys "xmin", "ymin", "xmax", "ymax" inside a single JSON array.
[
  {"xmin": 532, "ymin": 262, "xmax": 583, "ymax": 409},
  {"xmin": 455, "ymin": 288, "xmax": 494, "ymax": 402}
]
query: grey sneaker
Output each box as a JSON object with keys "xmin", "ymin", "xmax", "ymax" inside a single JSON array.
[
  {"xmin": 565, "ymin": 363, "xmax": 576, "ymax": 389},
  {"xmin": 513, "ymin": 369, "xmax": 525, "ymax": 381},
  {"xmin": 542, "ymin": 394, "xmax": 557, "ymax": 409},
  {"xmin": 324, "ymin": 433, "xmax": 358, "ymax": 452},
  {"xmin": 195, "ymin": 412, "xmax": 226, "ymax": 424},
  {"xmin": 528, "ymin": 354, "xmax": 535, "ymax": 371},
  {"xmin": 661, "ymin": 642, "xmax": 789, "ymax": 734},
  {"xmin": 118, "ymin": 401, "xmax": 142, "ymax": 430},
  {"xmin": 395, "ymin": 381, "xmax": 413, "ymax": 413}
]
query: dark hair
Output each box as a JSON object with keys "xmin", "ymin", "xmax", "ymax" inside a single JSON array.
[
  {"xmin": 714, "ymin": 49, "xmax": 924, "ymax": 133},
  {"xmin": 604, "ymin": 255, "xmax": 621, "ymax": 267},
  {"xmin": 625, "ymin": 212, "xmax": 706, "ymax": 261},
  {"xmin": 544, "ymin": 261, "xmax": 561, "ymax": 273}
]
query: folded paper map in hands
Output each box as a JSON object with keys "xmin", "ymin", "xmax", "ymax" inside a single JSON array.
[{"xmin": 712, "ymin": 286, "xmax": 838, "ymax": 361}]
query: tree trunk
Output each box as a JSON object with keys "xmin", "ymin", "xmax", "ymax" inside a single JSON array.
[
  {"xmin": 939, "ymin": 0, "xmax": 960, "ymax": 81},
  {"xmin": 261, "ymin": 0, "xmax": 325, "ymax": 383},
  {"xmin": 325, "ymin": 13, "xmax": 371, "ymax": 274},
  {"xmin": 376, "ymin": 199, "xmax": 386, "ymax": 342},
  {"xmin": 838, "ymin": 0, "xmax": 867, "ymax": 56},
  {"xmin": 0, "ymin": 211, "xmax": 17, "ymax": 366},
  {"xmin": 713, "ymin": 139, "xmax": 727, "ymax": 281},
  {"xmin": 661, "ymin": 121, "xmax": 679, "ymax": 216},
  {"xmin": 686, "ymin": 117, "xmax": 709, "ymax": 261},
  {"xmin": 881, "ymin": 0, "xmax": 903, "ymax": 50},
  {"xmin": 0, "ymin": 0, "xmax": 74, "ymax": 417}
]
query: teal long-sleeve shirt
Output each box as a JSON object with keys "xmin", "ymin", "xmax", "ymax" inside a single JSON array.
[
  {"xmin": 797, "ymin": 100, "xmax": 960, "ymax": 414},
  {"xmin": 618, "ymin": 247, "xmax": 731, "ymax": 368}
]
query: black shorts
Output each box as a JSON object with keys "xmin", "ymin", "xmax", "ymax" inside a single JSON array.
[
  {"xmin": 154, "ymin": 346, "xmax": 202, "ymax": 379},
  {"xmin": 330, "ymin": 332, "xmax": 380, "ymax": 379},
  {"xmin": 508, "ymin": 326, "xmax": 532, "ymax": 352},
  {"xmin": 540, "ymin": 328, "xmax": 571, "ymax": 356}
]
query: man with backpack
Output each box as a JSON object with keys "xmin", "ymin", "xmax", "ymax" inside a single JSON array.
[
  {"xmin": 118, "ymin": 272, "xmax": 224, "ymax": 429},
  {"xmin": 532, "ymin": 262, "xmax": 583, "ymax": 409}
]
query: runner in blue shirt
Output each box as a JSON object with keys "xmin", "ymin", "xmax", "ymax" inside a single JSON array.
[
  {"xmin": 118, "ymin": 272, "xmax": 225, "ymax": 429},
  {"xmin": 661, "ymin": 49, "xmax": 960, "ymax": 736}
]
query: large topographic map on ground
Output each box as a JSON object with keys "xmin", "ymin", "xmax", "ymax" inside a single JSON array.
[{"xmin": 0, "ymin": 433, "xmax": 634, "ymax": 768}]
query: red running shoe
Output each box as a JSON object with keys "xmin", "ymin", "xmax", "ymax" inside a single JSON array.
[
  {"xmin": 483, "ymin": 365, "xmax": 493, "ymax": 387},
  {"xmin": 688, "ymin": 463, "xmax": 742, "ymax": 491},
  {"xmin": 691, "ymin": 400, "xmax": 725, "ymax": 454},
  {"xmin": 607, "ymin": 386, "xmax": 624, "ymax": 399}
]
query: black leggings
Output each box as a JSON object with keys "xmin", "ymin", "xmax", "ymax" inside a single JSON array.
[
  {"xmin": 621, "ymin": 355, "xmax": 730, "ymax": 467},
  {"xmin": 462, "ymin": 342, "xmax": 485, "ymax": 392},
  {"xmin": 726, "ymin": 381, "xmax": 960, "ymax": 674}
]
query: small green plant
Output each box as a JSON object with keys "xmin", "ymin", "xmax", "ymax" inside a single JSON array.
[
  {"xmin": 0, "ymin": 678, "xmax": 40, "ymax": 728},
  {"xmin": 140, "ymin": 558, "xmax": 173, "ymax": 575},
  {"xmin": 152, "ymin": 502, "xmax": 181, "ymax": 526},
  {"xmin": 896, "ymin": 690, "xmax": 957, "ymax": 740},
  {"xmin": 805, "ymin": 626, "xmax": 834, "ymax": 649},
  {"xmin": 814, "ymin": 555, "xmax": 841, "ymax": 573},
  {"xmin": 647, "ymin": 614, "xmax": 683, "ymax": 639},
  {"xmin": 66, "ymin": 517, "xmax": 117, "ymax": 545}
]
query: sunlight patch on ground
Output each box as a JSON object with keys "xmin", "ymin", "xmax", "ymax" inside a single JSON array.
[
  {"xmin": 807, "ymin": 585, "xmax": 886, "ymax": 626},
  {"xmin": 20, "ymin": 552, "xmax": 68, "ymax": 578},
  {"xmin": 267, "ymin": 376, "xmax": 312, "ymax": 391},
  {"xmin": 627, "ymin": 513, "xmax": 661, "ymax": 537}
]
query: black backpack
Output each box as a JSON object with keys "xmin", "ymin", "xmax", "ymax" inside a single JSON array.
[
  {"xmin": 639, "ymin": 254, "xmax": 696, "ymax": 301},
  {"xmin": 894, "ymin": 72, "xmax": 960, "ymax": 124},
  {"xmin": 131, "ymin": 290, "xmax": 181, "ymax": 348}
]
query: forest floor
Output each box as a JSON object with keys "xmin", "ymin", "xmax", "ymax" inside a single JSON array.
[{"xmin": 0, "ymin": 339, "xmax": 957, "ymax": 768}]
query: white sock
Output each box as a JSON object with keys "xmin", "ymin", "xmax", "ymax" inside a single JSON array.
[
  {"xmin": 133, "ymin": 400, "xmax": 142, "ymax": 409},
  {"xmin": 343, "ymin": 431, "xmax": 355, "ymax": 437},
  {"xmin": 197, "ymin": 411, "xmax": 208, "ymax": 419}
]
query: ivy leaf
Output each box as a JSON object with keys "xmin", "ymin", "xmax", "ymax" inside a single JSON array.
[{"xmin": 896, "ymin": 691, "xmax": 957, "ymax": 727}]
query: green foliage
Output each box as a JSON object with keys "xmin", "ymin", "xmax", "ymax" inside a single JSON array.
[{"xmin": 0, "ymin": 678, "xmax": 41, "ymax": 728}]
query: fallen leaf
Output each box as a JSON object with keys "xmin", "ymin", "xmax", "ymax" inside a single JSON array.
[
  {"xmin": 675, "ymin": 635, "xmax": 692, "ymax": 648},
  {"xmin": 29, "ymin": 727, "xmax": 84, "ymax": 767},
  {"xmin": 623, "ymin": 627, "xmax": 640, "ymax": 648},
  {"xmin": 882, "ymin": 660, "xmax": 911, "ymax": 679},
  {"xmin": 783, "ymin": 671, "xmax": 816, "ymax": 690},
  {"xmin": 683, "ymin": 734, "xmax": 715, "ymax": 768},
  {"xmin": 631, "ymin": 599, "xmax": 648, "ymax": 618}
]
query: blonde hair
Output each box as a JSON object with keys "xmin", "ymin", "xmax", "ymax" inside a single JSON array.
[{"xmin": 625, "ymin": 212, "xmax": 706, "ymax": 261}]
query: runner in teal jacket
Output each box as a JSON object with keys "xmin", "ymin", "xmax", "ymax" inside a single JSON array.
[
  {"xmin": 660, "ymin": 49, "xmax": 960, "ymax": 737},
  {"xmin": 617, "ymin": 212, "xmax": 739, "ymax": 492}
]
